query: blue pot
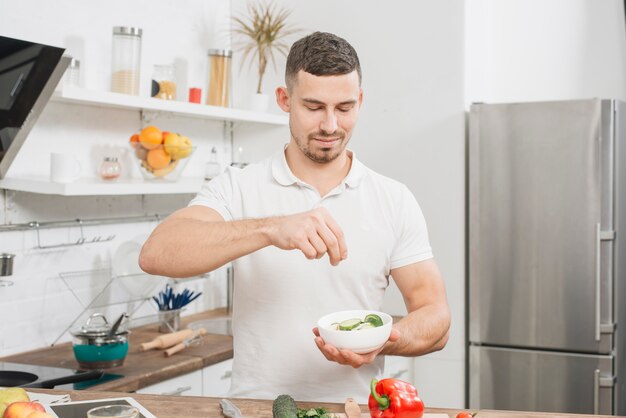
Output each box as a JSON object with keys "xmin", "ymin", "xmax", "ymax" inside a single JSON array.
[{"xmin": 70, "ymin": 313, "xmax": 130, "ymax": 369}]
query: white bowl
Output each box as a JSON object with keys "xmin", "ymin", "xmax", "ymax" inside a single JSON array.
[{"xmin": 317, "ymin": 310, "xmax": 393, "ymax": 354}]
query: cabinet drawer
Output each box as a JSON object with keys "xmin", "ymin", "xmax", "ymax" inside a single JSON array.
[
  {"xmin": 203, "ymin": 359, "xmax": 233, "ymax": 397},
  {"xmin": 137, "ymin": 370, "xmax": 203, "ymax": 396}
]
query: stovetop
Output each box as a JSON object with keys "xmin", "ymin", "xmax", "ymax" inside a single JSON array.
[{"xmin": 0, "ymin": 361, "xmax": 123, "ymax": 390}]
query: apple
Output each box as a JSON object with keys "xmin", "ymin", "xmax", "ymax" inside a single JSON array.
[
  {"xmin": 163, "ymin": 132, "xmax": 193, "ymax": 160},
  {"xmin": 3, "ymin": 401, "xmax": 44, "ymax": 418},
  {"xmin": 0, "ymin": 388, "xmax": 29, "ymax": 417},
  {"xmin": 25, "ymin": 412, "xmax": 54, "ymax": 418}
]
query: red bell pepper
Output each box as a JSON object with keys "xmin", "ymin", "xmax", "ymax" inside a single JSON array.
[{"xmin": 368, "ymin": 378, "xmax": 424, "ymax": 418}]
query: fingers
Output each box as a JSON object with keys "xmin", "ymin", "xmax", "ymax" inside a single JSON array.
[
  {"xmin": 277, "ymin": 208, "xmax": 348, "ymax": 265},
  {"xmin": 317, "ymin": 224, "xmax": 342, "ymax": 265},
  {"xmin": 389, "ymin": 328, "xmax": 401, "ymax": 342},
  {"xmin": 310, "ymin": 208, "xmax": 347, "ymax": 265},
  {"xmin": 308, "ymin": 234, "xmax": 328, "ymax": 259},
  {"xmin": 313, "ymin": 335, "xmax": 378, "ymax": 368},
  {"xmin": 323, "ymin": 214, "xmax": 348, "ymax": 261},
  {"xmin": 300, "ymin": 240, "xmax": 319, "ymax": 260}
]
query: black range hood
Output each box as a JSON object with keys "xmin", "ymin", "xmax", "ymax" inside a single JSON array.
[{"xmin": 0, "ymin": 35, "xmax": 70, "ymax": 179}]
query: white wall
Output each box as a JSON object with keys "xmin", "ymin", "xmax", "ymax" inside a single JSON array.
[
  {"xmin": 231, "ymin": 0, "xmax": 466, "ymax": 408},
  {"xmin": 466, "ymin": 0, "xmax": 626, "ymax": 105},
  {"xmin": 0, "ymin": 0, "xmax": 238, "ymax": 355},
  {"xmin": 0, "ymin": 0, "xmax": 466, "ymax": 409}
]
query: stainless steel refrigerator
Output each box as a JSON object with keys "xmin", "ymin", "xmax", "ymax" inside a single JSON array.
[{"xmin": 468, "ymin": 99, "xmax": 625, "ymax": 415}]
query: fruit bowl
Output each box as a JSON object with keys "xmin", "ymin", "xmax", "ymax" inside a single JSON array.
[
  {"xmin": 130, "ymin": 127, "xmax": 195, "ymax": 181},
  {"xmin": 130, "ymin": 143, "xmax": 195, "ymax": 181},
  {"xmin": 317, "ymin": 310, "xmax": 393, "ymax": 354}
]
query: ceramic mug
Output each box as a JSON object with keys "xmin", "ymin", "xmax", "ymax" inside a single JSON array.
[{"xmin": 50, "ymin": 152, "xmax": 81, "ymax": 183}]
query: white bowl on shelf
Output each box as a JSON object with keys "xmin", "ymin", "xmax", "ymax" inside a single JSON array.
[{"xmin": 317, "ymin": 309, "xmax": 392, "ymax": 354}]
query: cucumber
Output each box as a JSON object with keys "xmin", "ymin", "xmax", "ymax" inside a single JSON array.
[
  {"xmin": 355, "ymin": 322, "xmax": 375, "ymax": 330},
  {"xmin": 364, "ymin": 314, "xmax": 384, "ymax": 327},
  {"xmin": 273, "ymin": 394, "xmax": 298, "ymax": 418},
  {"xmin": 338, "ymin": 318, "xmax": 362, "ymax": 331}
]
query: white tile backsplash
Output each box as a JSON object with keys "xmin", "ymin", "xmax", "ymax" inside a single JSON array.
[{"xmin": 0, "ymin": 199, "xmax": 228, "ymax": 356}]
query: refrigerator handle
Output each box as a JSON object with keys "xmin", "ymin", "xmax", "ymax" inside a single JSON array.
[
  {"xmin": 594, "ymin": 369, "xmax": 600, "ymax": 414},
  {"xmin": 593, "ymin": 368, "xmax": 616, "ymax": 414},
  {"xmin": 595, "ymin": 223, "xmax": 616, "ymax": 341},
  {"xmin": 595, "ymin": 223, "xmax": 601, "ymax": 341}
]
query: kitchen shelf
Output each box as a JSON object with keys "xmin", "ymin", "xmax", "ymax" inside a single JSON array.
[
  {"xmin": 0, "ymin": 176, "xmax": 204, "ymax": 196},
  {"xmin": 51, "ymin": 87, "xmax": 288, "ymax": 126}
]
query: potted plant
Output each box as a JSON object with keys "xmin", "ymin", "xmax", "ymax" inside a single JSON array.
[{"xmin": 232, "ymin": 1, "xmax": 298, "ymax": 112}]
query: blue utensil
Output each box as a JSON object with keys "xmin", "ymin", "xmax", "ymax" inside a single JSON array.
[{"xmin": 153, "ymin": 284, "xmax": 202, "ymax": 311}]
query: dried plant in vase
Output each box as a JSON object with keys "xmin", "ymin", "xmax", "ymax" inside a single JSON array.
[{"xmin": 232, "ymin": 1, "xmax": 299, "ymax": 102}]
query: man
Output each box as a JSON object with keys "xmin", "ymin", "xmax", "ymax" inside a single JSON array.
[{"xmin": 140, "ymin": 31, "xmax": 450, "ymax": 403}]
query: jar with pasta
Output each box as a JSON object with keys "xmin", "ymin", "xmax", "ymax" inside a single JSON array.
[{"xmin": 206, "ymin": 49, "xmax": 232, "ymax": 107}]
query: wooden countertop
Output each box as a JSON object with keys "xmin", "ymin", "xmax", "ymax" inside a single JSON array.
[
  {"xmin": 28, "ymin": 389, "xmax": 624, "ymax": 418},
  {"xmin": 0, "ymin": 309, "xmax": 233, "ymax": 392}
]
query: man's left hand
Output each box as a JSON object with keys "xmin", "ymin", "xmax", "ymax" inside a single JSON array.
[{"xmin": 312, "ymin": 327, "xmax": 400, "ymax": 368}]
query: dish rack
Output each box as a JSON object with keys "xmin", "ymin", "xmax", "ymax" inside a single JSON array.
[{"xmin": 51, "ymin": 267, "xmax": 167, "ymax": 346}]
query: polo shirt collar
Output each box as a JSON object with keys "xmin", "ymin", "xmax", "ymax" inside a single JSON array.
[{"xmin": 271, "ymin": 145, "xmax": 366, "ymax": 189}]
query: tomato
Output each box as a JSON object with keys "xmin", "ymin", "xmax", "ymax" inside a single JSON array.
[{"xmin": 456, "ymin": 412, "xmax": 477, "ymax": 418}]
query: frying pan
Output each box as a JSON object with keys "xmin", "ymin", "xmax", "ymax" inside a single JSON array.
[
  {"xmin": 0, "ymin": 371, "xmax": 37, "ymax": 386},
  {"xmin": 0, "ymin": 369, "xmax": 104, "ymax": 389}
]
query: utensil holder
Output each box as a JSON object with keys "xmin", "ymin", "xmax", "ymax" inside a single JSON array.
[
  {"xmin": 158, "ymin": 308, "xmax": 181, "ymax": 333},
  {"xmin": 0, "ymin": 253, "xmax": 15, "ymax": 276}
]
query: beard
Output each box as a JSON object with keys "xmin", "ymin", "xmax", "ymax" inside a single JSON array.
[{"xmin": 290, "ymin": 127, "xmax": 349, "ymax": 163}]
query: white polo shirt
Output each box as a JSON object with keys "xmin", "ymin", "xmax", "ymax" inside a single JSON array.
[{"xmin": 189, "ymin": 147, "xmax": 433, "ymax": 403}]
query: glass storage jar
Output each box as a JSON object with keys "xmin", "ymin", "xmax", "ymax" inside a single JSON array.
[
  {"xmin": 99, "ymin": 157, "xmax": 121, "ymax": 180},
  {"xmin": 111, "ymin": 26, "xmax": 142, "ymax": 95},
  {"xmin": 206, "ymin": 49, "xmax": 232, "ymax": 107},
  {"xmin": 64, "ymin": 58, "xmax": 81, "ymax": 88},
  {"xmin": 151, "ymin": 64, "xmax": 176, "ymax": 100}
]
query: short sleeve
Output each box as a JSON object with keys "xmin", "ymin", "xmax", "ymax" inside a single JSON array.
[
  {"xmin": 389, "ymin": 186, "xmax": 434, "ymax": 269},
  {"xmin": 188, "ymin": 167, "xmax": 236, "ymax": 221}
]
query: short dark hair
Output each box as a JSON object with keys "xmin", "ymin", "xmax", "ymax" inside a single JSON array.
[{"xmin": 285, "ymin": 31, "xmax": 361, "ymax": 89}]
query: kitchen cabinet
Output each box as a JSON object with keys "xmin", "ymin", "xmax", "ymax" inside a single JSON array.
[
  {"xmin": 135, "ymin": 359, "xmax": 232, "ymax": 398},
  {"xmin": 136, "ymin": 369, "xmax": 203, "ymax": 397},
  {"xmin": 0, "ymin": 87, "xmax": 288, "ymax": 196},
  {"xmin": 202, "ymin": 358, "xmax": 233, "ymax": 397}
]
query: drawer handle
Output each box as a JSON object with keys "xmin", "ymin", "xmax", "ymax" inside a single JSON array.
[
  {"xmin": 221, "ymin": 370, "xmax": 232, "ymax": 380},
  {"xmin": 161, "ymin": 386, "xmax": 192, "ymax": 396}
]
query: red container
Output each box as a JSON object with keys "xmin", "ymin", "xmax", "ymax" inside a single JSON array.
[{"xmin": 188, "ymin": 87, "xmax": 201, "ymax": 104}]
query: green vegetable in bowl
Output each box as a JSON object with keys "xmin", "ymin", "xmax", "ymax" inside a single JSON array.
[
  {"xmin": 331, "ymin": 314, "xmax": 384, "ymax": 331},
  {"xmin": 338, "ymin": 318, "xmax": 362, "ymax": 330},
  {"xmin": 364, "ymin": 313, "xmax": 384, "ymax": 327}
]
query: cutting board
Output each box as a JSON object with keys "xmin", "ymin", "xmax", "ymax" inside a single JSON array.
[{"xmin": 331, "ymin": 414, "xmax": 449, "ymax": 417}]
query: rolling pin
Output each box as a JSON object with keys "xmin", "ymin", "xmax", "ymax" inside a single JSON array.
[
  {"xmin": 140, "ymin": 328, "xmax": 196, "ymax": 351},
  {"xmin": 164, "ymin": 328, "xmax": 207, "ymax": 357}
]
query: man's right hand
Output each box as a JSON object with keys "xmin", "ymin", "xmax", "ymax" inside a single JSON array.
[{"xmin": 266, "ymin": 207, "xmax": 348, "ymax": 265}]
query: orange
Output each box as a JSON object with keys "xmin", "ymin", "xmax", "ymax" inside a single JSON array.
[
  {"xmin": 139, "ymin": 126, "xmax": 163, "ymax": 150},
  {"xmin": 146, "ymin": 148, "xmax": 172, "ymax": 170},
  {"xmin": 129, "ymin": 133, "xmax": 140, "ymax": 149}
]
